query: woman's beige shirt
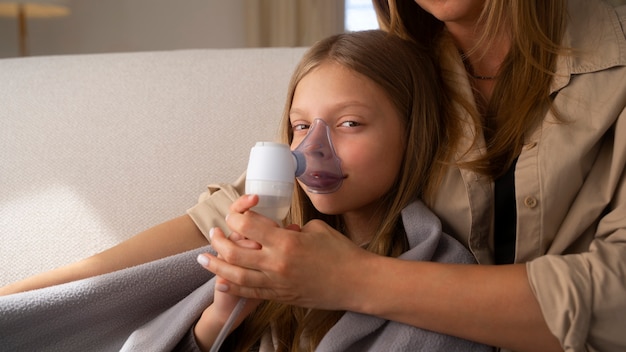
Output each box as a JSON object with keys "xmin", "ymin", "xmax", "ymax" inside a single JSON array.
[{"xmin": 432, "ymin": 0, "xmax": 626, "ymax": 351}]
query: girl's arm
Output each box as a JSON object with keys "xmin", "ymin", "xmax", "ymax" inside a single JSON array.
[
  {"xmin": 0, "ymin": 214, "xmax": 208, "ymax": 296},
  {"xmin": 195, "ymin": 245, "xmax": 262, "ymax": 352},
  {"xmin": 193, "ymin": 196, "xmax": 267, "ymax": 352}
]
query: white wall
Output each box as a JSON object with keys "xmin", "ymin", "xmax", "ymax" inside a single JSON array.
[{"xmin": 0, "ymin": 0, "xmax": 248, "ymax": 58}]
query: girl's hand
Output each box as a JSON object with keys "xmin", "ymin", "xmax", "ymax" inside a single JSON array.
[
  {"xmin": 203, "ymin": 209, "xmax": 378, "ymax": 312},
  {"xmin": 192, "ymin": 194, "xmax": 279, "ymax": 350},
  {"xmin": 194, "ymin": 225, "xmax": 262, "ymax": 351}
]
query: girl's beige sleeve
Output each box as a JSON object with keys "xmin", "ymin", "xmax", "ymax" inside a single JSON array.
[{"xmin": 186, "ymin": 173, "xmax": 246, "ymax": 242}]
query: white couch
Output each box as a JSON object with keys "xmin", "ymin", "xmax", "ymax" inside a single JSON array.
[{"xmin": 0, "ymin": 47, "xmax": 307, "ymax": 287}]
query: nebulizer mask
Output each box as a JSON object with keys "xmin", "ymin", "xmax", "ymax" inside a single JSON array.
[
  {"xmin": 245, "ymin": 118, "xmax": 343, "ymax": 222},
  {"xmin": 210, "ymin": 119, "xmax": 343, "ymax": 352}
]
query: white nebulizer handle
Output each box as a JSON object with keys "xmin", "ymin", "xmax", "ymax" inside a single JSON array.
[
  {"xmin": 245, "ymin": 141, "xmax": 296, "ymax": 223},
  {"xmin": 210, "ymin": 141, "xmax": 295, "ymax": 352}
]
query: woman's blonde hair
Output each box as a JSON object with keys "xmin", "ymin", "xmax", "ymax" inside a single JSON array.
[
  {"xmin": 225, "ymin": 29, "xmax": 452, "ymax": 351},
  {"xmin": 373, "ymin": 0, "xmax": 567, "ymax": 177}
]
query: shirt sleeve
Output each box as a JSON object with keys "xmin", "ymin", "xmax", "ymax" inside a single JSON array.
[
  {"xmin": 527, "ymin": 133, "xmax": 626, "ymax": 352},
  {"xmin": 527, "ymin": 238, "xmax": 626, "ymax": 351},
  {"xmin": 186, "ymin": 173, "xmax": 246, "ymax": 241}
]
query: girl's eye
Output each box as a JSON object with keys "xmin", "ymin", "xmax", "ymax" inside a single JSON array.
[
  {"xmin": 340, "ymin": 120, "xmax": 360, "ymax": 128},
  {"xmin": 292, "ymin": 123, "xmax": 310, "ymax": 132}
]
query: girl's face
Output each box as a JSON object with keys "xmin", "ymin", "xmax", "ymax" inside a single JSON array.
[{"xmin": 289, "ymin": 61, "xmax": 405, "ymax": 219}]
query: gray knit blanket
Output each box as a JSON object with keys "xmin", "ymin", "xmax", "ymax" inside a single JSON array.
[{"xmin": 0, "ymin": 201, "xmax": 493, "ymax": 352}]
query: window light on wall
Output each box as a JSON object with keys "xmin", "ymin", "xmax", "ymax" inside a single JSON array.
[{"xmin": 345, "ymin": 0, "xmax": 379, "ymax": 31}]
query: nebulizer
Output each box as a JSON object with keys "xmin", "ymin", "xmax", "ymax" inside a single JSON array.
[{"xmin": 209, "ymin": 119, "xmax": 342, "ymax": 351}]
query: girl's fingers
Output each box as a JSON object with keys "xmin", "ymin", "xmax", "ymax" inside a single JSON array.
[
  {"xmin": 229, "ymin": 194, "xmax": 259, "ymax": 213},
  {"xmin": 203, "ymin": 227, "xmax": 267, "ymax": 283}
]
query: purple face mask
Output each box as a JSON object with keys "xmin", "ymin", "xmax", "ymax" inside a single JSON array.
[{"xmin": 292, "ymin": 119, "xmax": 344, "ymax": 194}]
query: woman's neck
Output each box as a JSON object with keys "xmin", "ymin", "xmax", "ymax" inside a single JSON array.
[{"xmin": 445, "ymin": 21, "xmax": 510, "ymax": 103}]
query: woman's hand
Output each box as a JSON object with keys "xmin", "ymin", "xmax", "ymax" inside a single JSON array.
[{"xmin": 202, "ymin": 194, "xmax": 378, "ymax": 312}]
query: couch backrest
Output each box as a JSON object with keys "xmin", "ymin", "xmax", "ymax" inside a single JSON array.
[{"xmin": 0, "ymin": 48, "xmax": 307, "ymax": 285}]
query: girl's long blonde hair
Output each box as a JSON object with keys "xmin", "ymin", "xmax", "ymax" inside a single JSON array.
[
  {"xmin": 373, "ymin": 0, "xmax": 567, "ymax": 177},
  {"xmin": 225, "ymin": 29, "xmax": 453, "ymax": 351}
]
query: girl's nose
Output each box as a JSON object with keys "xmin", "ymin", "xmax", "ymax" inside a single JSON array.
[{"xmin": 292, "ymin": 119, "xmax": 343, "ymax": 193}]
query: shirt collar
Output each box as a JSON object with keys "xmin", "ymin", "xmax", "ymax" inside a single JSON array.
[{"xmin": 551, "ymin": 0, "xmax": 626, "ymax": 93}]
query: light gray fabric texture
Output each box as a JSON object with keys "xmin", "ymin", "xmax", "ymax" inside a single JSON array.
[
  {"xmin": 0, "ymin": 246, "xmax": 215, "ymax": 351},
  {"xmin": 0, "ymin": 201, "xmax": 492, "ymax": 352}
]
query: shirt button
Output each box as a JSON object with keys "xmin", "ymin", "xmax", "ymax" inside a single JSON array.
[{"xmin": 524, "ymin": 196, "xmax": 538, "ymax": 208}]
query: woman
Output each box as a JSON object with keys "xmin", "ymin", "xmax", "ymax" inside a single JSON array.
[{"xmin": 204, "ymin": 1, "xmax": 626, "ymax": 351}]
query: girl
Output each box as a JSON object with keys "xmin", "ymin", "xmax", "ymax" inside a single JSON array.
[{"xmin": 189, "ymin": 29, "xmax": 490, "ymax": 351}]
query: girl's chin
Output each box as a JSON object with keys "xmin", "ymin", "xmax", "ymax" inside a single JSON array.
[
  {"xmin": 311, "ymin": 205, "xmax": 342, "ymax": 215},
  {"xmin": 309, "ymin": 200, "xmax": 345, "ymax": 215}
]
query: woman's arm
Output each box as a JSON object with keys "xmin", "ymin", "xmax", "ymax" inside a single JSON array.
[
  {"xmin": 0, "ymin": 214, "xmax": 207, "ymax": 296},
  {"xmin": 363, "ymin": 257, "xmax": 561, "ymax": 352},
  {"xmin": 203, "ymin": 197, "xmax": 562, "ymax": 352}
]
